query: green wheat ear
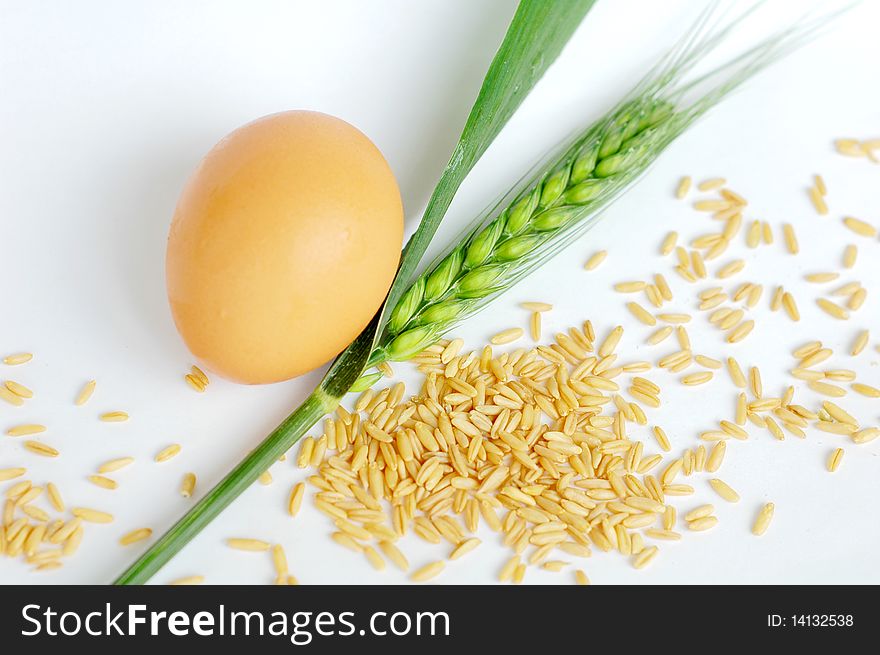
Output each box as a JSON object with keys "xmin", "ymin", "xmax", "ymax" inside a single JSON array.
[
  {"xmin": 378, "ymin": 5, "xmax": 835, "ymax": 362},
  {"xmin": 381, "ymin": 94, "xmax": 677, "ymax": 362}
]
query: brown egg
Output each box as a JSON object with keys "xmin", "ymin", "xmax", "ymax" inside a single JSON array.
[{"xmin": 166, "ymin": 111, "xmax": 403, "ymax": 384}]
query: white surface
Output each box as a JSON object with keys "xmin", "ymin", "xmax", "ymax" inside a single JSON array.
[{"xmin": 1, "ymin": 0, "xmax": 878, "ymax": 585}]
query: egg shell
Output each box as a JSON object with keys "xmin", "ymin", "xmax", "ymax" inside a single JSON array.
[{"xmin": 166, "ymin": 110, "xmax": 403, "ymax": 384}]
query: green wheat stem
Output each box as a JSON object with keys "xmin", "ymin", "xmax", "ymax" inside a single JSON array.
[{"xmin": 113, "ymin": 389, "xmax": 334, "ymax": 585}]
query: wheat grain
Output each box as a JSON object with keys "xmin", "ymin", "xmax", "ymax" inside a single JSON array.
[
  {"xmin": 799, "ymin": 348, "xmax": 832, "ymax": 368},
  {"xmin": 793, "ymin": 341, "xmax": 822, "ymax": 358},
  {"xmin": 120, "ymin": 528, "xmax": 153, "ymax": 546},
  {"xmin": 739, "ymin": 221, "xmax": 758, "ymax": 249},
  {"xmin": 185, "ymin": 374, "xmax": 206, "ymax": 393},
  {"xmin": 781, "ymin": 224, "xmax": 798, "ymax": 254},
  {"xmin": 832, "ymin": 282, "xmax": 860, "ymax": 297},
  {"xmin": 0, "ymin": 385, "xmax": 24, "ymax": 406},
  {"xmin": 98, "ymin": 457, "xmax": 134, "ymax": 474},
  {"xmin": 823, "ymin": 401, "xmax": 857, "ymax": 426},
  {"xmin": 585, "ymin": 250, "xmax": 607, "ymax": 271},
  {"xmin": 450, "ymin": 537, "xmax": 481, "ymax": 560},
  {"xmin": 724, "ymin": 357, "xmax": 746, "ymax": 388},
  {"xmin": 378, "ymin": 541, "xmax": 409, "ymax": 571},
  {"xmin": 808, "ymin": 187, "xmax": 828, "ymax": 215},
  {"xmin": 674, "ymin": 175, "xmax": 693, "ymax": 199},
  {"xmin": 24, "ymin": 441, "xmax": 59, "ymax": 458},
  {"xmin": 614, "ymin": 281, "xmax": 646, "ymax": 293},
  {"xmin": 698, "ymin": 177, "xmax": 726, "ymax": 191},
  {"xmin": 726, "ymin": 320, "xmax": 754, "ymax": 343},
  {"xmin": 490, "ymin": 328, "xmax": 524, "ymax": 345},
  {"xmin": 100, "ymin": 411, "xmax": 129, "ymax": 422},
  {"xmin": 287, "ymin": 482, "xmax": 305, "ymax": 517},
  {"xmin": 706, "ymin": 442, "xmax": 726, "ymax": 472},
  {"xmin": 660, "ymin": 232, "xmax": 679, "ymax": 258},
  {"xmin": 694, "ymin": 355, "xmax": 721, "ymax": 370},
  {"xmin": 3, "ymin": 353, "xmax": 33, "ymax": 365},
  {"xmin": 852, "ymin": 428, "xmax": 879, "ymax": 444},
  {"xmin": 632, "ymin": 545, "xmax": 658, "ymax": 569},
  {"xmin": 191, "ymin": 365, "xmax": 209, "ymax": 386},
  {"xmin": 684, "ymin": 505, "xmax": 714, "ymax": 522},
  {"xmin": 805, "ymin": 272, "xmax": 839, "ymax": 283},
  {"xmin": 6, "ymin": 424, "xmax": 46, "ymax": 437},
  {"xmin": 362, "ymin": 546, "xmax": 385, "ymax": 571},
  {"xmin": 181, "ymin": 473, "xmax": 197, "ymax": 498},
  {"xmin": 827, "ymin": 448, "xmax": 844, "ymax": 472},
  {"xmin": 851, "ymin": 383, "xmax": 879, "ymax": 398},
  {"xmin": 687, "ymin": 516, "xmax": 718, "ymax": 531},
  {"xmin": 708, "ymin": 478, "xmax": 739, "ymax": 502},
  {"xmin": 752, "ymin": 503, "xmax": 775, "ymax": 536},
  {"xmin": 88, "ymin": 475, "xmax": 118, "ymax": 490},
  {"xmin": 717, "ymin": 259, "xmax": 744, "ymax": 279},
  {"xmin": 691, "ymin": 251, "xmax": 707, "ymax": 279},
  {"xmin": 574, "ymin": 569, "xmax": 590, "ymax": 585},
  {"xmin": 749, "ymin": 366, "xmax": 762, "ymax": 398},
  {"xmin": 4, "ymin": 380, "xmax": 32, "ymax": 399},
  {"xmin": 227, "ymin": 538, "xmax": 270, "ymax": 552},
  {"xmin": 815, "ymin": 421, "xmax": 854, "ymax": 436},
  {"xmin": 842, "ymin": 244, "xmax": 857, "ymax": 268},
  {"xmin": 0, "ymin": 468, "xmax": 27, "ymax": 482},
  {"xmin": 170, "ymin": 575, "xmax": 204, "ymax": 585},
  {"xmin": 74, "ymin": 380, "xmax": 96, "ymax": 406},
  {"xmin": 842, "ymin": 216, "xmax": 877, "ymax": 237},
  {"xmin": 816, "ymin": 298, "xmax": 849, "ymax": 320},
  {"xmin": 520, "ymin": 301, "xmax": 552, "ymax": 312},
  {"xmin": 848, "ymin": 288, "xmax": 866, "ymax": 311},
  {"xmin": 627, "ymin": 302, "xmax": 656, "ymax": 326},
  {"xmin": 657, "ymin": 313, "xmax": 691, "ymax": 324},
  {"xmin": 411, "ymin": 560, "xmax": 444, "ymax": 582},
  {"xmin": 682, "ymin": 372, "xmax": 713, "ymax": 386},
  {"xmin": 781, "ymin": 292, "xmax": 799, "ymax": 321},
  {"xmin": 529, "ymin": 311, "xmax": 541, "ymax": 341},
  {"xmin": 647, "ymin": 326, "xmax": 673, "ymax": 345},
  {"xmin": 14, "ymin": 484, "xmax": 40, "ymax": 503},
  {"xmin": 72, "ymin": 507, "xmax": 113, "ymax": 523},
  {"xmin": 155, "ymin": 444, "xmax": 182, "ymax": 463}
]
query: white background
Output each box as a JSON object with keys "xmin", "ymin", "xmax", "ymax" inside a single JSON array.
[{"xmin": 1, "ymin": 0, "xmax": 878, "ymax": 585}]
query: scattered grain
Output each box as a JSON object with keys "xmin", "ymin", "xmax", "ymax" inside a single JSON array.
[
  {"xmin": 708, "ymin": 478, "xmax": 740, "ymax": 503},
  {"xmin": 3, "ymin": 353, "xmax": 33, "ymax": 365},
  {"xmin": 170, "ymin": 575, "xmax": 204, "ymax": 586},
  {"xmin": 227, "ymin": 538, "xmax": 270, "ymax": 552},
  {"xmin": 6, "ymin": 424, "xmax": 46, "ymax": 437},
  {"xmin": 584, "ymin": 250, "xmax": 607, "ymax": 271},
  {"xmin": 842, "ymin": 216, "xmax": 877, "ymax": 238},
  {"xmin": 120, "ymin": 528, "xmax": 153, "ymax": 546},
  {"xmin": 155, "ymin": 444, "xmax": 182, "ymax": 463},
  {"xmin": 827, "ymin": 448, "xmax": 844, "ymax": 473},
  {"xmin": 752, "ymin": 503, "xmax": 775, "ymax": 536},
  {"xmin": 181, "ymin": 473, "xmax": 197, "ymax": 498},
  {"xmin": 99, "ymin": 411, "xmax": 129, "ymax": 422},
  {"xmin": 411, "ymin": 561, "xmax": 445, "ymax": 582}
]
